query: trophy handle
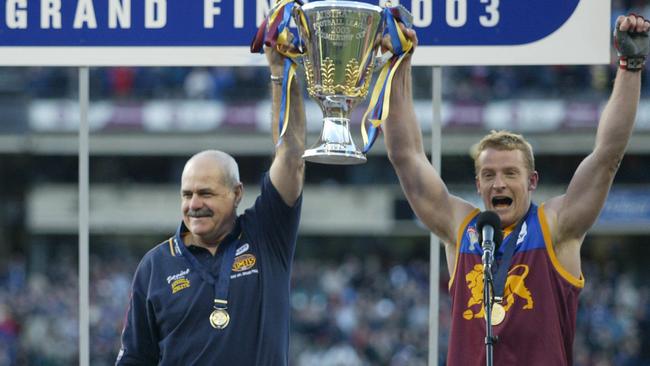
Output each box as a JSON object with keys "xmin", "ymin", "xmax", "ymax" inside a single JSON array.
[{"xmin": 292, "ymin": 5, "xmax": 307, "ymax": 56}]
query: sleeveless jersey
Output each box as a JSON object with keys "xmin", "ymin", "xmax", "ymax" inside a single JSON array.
[{"xmin": 447, "ymin": 203, "xmax": 584, "ymax": 366}]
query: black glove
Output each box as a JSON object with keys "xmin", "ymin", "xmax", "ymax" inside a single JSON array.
[{"xmin": 614, "ymin": 14, "xmax": 650, "ymax": 71}]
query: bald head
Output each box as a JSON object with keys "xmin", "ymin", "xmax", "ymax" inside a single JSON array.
[{"xmin": 183, "ymin": 150, "xmax": 240, "ymax": 189}]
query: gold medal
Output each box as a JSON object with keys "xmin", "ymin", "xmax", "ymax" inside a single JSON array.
[
  {"xmin": 209, "ymin": 308, "xmax": 230, "ymax": 329},
  {"xmin": 491, "ymin": 302, "xmax": 506, "ymax": 326}
]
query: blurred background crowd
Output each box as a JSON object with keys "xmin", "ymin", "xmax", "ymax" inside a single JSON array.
[
  {"xmin": 0, "ymin": 239, "xmax": 649, "ymax": 365},
  {"xmin": 1, "ymin": 0, "xmax": 650, "ymax": 365},
  {"xmin": 0, "ymin": 54, "xmax": 623, "ymax": 103}
]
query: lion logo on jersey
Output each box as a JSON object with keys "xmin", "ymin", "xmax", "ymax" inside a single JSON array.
[{"xmin": 462, "ymin": 264, "xmax": 534, "ymax": 320}]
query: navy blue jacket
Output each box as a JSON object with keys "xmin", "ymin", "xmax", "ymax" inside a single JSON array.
[{"xmin": 117, "ymin": 173, "xmax": 302, "ymax": 365}]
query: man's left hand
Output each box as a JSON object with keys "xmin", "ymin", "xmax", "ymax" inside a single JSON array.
[{"xmin": 614, "ymin": 14, "xmax": 650, "ymax": 71}]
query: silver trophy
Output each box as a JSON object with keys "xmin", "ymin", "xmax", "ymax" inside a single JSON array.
[{"xmin": 296, "ymin": 1, "xmax": 384, "ymax": 165}]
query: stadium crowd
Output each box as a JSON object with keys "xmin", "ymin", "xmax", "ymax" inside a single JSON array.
[
  {"xmin": 2, "ymin": 0, "xmax": 646, "ymax": 105},
  {"xmin": 0, "ymin": 0, "xmax": 643, "ymax": 104},
  {"xmin": 0, "ymin": 244, "xmax": 648, "ymax": 365},
  {"xmin": 1, "ymin": 62, "xmax": 623, "ymax": 103}
]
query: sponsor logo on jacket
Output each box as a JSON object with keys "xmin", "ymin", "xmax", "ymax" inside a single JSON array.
[{"xmin": 168, "ymin": 268, "xmax": 191, "ymax": 294}]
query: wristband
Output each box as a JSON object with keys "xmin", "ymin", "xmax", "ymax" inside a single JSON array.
[{"xmin": 270, "ymin": 74, "xmax": 284, "ymax": 84}]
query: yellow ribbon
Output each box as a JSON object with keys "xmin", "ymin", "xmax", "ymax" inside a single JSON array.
[{"xmin": 361, "ymin": 15, "xmax": 413, "ymax": 150}]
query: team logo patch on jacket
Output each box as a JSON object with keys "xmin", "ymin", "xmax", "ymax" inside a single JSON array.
[{"xmin": 232, "ymin": 254, "xmax": 256, "ymax": 272}]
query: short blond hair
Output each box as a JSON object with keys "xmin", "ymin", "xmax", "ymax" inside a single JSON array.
[{"xmin": 471, "ymin": 130, "xmax": 535, "ymax": 174}]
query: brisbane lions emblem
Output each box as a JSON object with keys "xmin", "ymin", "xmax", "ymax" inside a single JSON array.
[{"xmin": 462, "ymin": 264, "xmax": 534, "ymax": 320}]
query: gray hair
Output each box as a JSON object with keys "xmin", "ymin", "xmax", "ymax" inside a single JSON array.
[{"xmin": 186, "ymin": 150, "xmax": 240, "ymax": 188}]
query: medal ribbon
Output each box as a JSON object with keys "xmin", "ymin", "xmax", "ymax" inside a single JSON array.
[
  {"xmin": 250, "ymin": 0, "xmax": 307, "ymax": 145},
  {"xmin": 175, "ymin": 224, "xmax": 239, "ymax": 314},
  {"xmin": 491, "ymin": 204, "xmax": 533, "ymax": 302},
  {"xmin": 361, "ymin": 6, "xmax": 413, "ymax": 153}
]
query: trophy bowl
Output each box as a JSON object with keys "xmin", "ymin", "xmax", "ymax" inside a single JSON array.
[{"xmin": 296, "ymin": 0, "xmax": 384, "ymax": 165}]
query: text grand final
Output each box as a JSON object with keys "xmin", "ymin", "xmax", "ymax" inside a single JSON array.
[{"xmin": 2, "ymin": 0, "xmax": 281, "ymax": 30}]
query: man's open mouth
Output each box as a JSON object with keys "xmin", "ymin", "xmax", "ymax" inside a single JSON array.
[{"xmin": 492, "ymin": 196, "xmax": 513, "ymax": 208}]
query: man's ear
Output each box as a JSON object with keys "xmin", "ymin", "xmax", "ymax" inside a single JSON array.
[
  {"xmin": 528, "ymin": 171, "xmax": 539, "ymax": 192},
  {"xmin": 475, "ymin": 176, "xmax": 481, "ymax": 195},
  {"xmin": 234, "ymin": 183, "xmax": 244, "ymax": 207}
]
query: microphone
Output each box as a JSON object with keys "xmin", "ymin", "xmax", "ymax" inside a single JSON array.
[{"xmin": 476, "ymin": 211, "xmax": 503, "ymax": 271}]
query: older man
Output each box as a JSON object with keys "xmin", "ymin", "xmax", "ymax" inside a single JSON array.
[{"xmin": 116, "ymin": 45, "xmax": 306, "ymax": 365}]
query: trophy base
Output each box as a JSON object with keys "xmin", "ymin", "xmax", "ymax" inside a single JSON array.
[
  {"xmin": 302, "ymin": 116, "xmax": 367, "ymax": 165},
  {"xmin": 302, "ymin": 144, "xmax": 367, "ymax": 165}
]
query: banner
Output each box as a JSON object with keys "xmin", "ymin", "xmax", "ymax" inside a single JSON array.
[{"xmin": 0, "ymin": 0, "xmax": 609, "ymax": 65}]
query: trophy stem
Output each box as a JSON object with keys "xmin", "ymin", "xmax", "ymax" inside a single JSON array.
[{"xmin": 302, "ymin": 117, "xmax": 367, "ymax": 165}]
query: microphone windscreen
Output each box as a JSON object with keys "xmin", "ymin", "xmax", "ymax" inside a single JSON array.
[{"xmin": 476, "ymin": 211, "xmax": 503, "ymax": 246}]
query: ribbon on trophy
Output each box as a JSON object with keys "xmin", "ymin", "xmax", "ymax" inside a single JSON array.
[
  {"xmin": 361, "ymin": 4, "xmax": 414, "ymax": 153},
  {"xmin": 251, "ymin": 0, "xmax": 307, "ymax": 144}
]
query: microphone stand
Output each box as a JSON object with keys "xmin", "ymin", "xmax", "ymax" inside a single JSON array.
[{"xmin": 482, "ymin": 237, "xmax": 497, "ymax": 366}]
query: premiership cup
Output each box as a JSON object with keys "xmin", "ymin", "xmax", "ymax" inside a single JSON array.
[{"xmin": 295, "ymin": 1, "xmax": 384, "ymax": 165}]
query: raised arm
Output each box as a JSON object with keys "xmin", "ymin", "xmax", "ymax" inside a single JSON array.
[
  {"xmin": 383, "ymin": 28, "xmax": 475, "ymax": 245},
  {"xmin": 545, "ymin": 15, "xmax": 648, "ymax": 258},
  {"xmin": 267, "ymin": 48, "xmax": 306, "ymax": 206}
]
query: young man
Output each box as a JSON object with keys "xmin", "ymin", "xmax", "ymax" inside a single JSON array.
[
  {"xmin": 116, "ymin": 46, "xmax": 306, "ymax": 365},
  {"xmin": 383, "ymin": 15, "xmax": 649, "ymax": 366}
]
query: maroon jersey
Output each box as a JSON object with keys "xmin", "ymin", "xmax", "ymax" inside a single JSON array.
[{"xmin": 447, "ymin": 204, "xmax": 584, "ymax": 366}]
